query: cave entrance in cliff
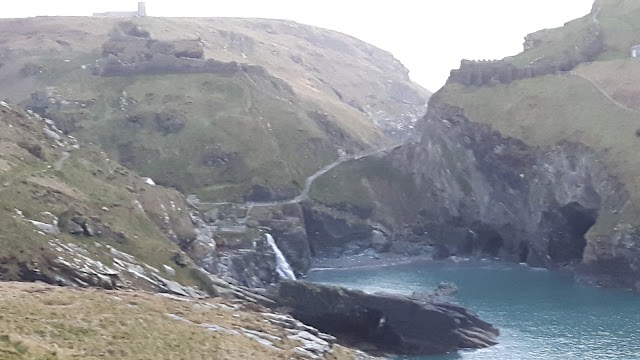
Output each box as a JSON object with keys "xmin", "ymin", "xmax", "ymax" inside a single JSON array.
[
  {"xmin": 475, "ymin": 228, "xmax": 504, "ymax": 256},
  {"xmin": 548, "ymin": 202, "xmax": 597, "ymax": 264},
  {"xmin": 519, "ymin": 242, "xmax": 530, "ymax": 263}
]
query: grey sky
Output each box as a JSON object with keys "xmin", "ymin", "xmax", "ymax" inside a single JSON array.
[{"xmin": 2, "ymin": 0, "xmax": 594, "ymax": 90}]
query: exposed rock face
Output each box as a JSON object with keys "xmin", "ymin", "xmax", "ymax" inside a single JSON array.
[
  {"xmin": 303, "ymin": 204, "xmax": 374, "ymax": 256},
  {"xmin": 249, "ymin": 203, "xmax": 312, "ymax": 273},
  {"xmin": 185, "ymin": 202, "xmax": 312, "ymax": 287},
  {"xmin": 383, "ymin": 95, "xmax": 636, "ymax": 288},
  {"xmin": 277, "ymin": 280, "xmax": 499, "ymax": 355},
  {"xmin": 199, "ymin": 240, "xmax": 278, "ymax": 288},
  {"xmin": 307, "ymin": 84, "xmax": 640, "ymax": 290}
]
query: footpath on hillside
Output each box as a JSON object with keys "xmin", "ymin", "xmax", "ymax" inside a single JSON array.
[{"xmin": 193, "ymin": 141, "xmax": 406, "ymax": 211}]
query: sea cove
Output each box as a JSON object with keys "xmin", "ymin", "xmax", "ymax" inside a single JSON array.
[{"xmin": 306, "ymin": 261, "xmax": 640, "ymax": 359}]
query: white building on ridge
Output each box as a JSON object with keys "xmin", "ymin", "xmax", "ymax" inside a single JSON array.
[{"xmin": 93, "ymin": 2, "xmax": 146, "ymax": 17}]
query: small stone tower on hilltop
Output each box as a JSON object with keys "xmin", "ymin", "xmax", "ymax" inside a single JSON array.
[{"xmin": 138, "ymin": 2, "xmax": 147, "ymax": 17}]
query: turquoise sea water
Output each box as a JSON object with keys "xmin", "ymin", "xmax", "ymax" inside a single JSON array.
[{"xmin": 305, "ymin": 260, "xmax": 640, "ymax": 360}]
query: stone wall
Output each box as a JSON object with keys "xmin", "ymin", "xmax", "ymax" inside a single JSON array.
[
  {"xmin": 448, "ymin": 21, "xmax": 603, "ymax": 86},
  {"xmin": 94, "ymin": 22, "xmax": 268, "ymax": 78},
  {"xmin": 94, "ymin": 54, "xmax": 249, "ymax": 77}
]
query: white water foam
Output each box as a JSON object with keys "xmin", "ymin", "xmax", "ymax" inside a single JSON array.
[{"xmin": 266, "ymin": 234, "xmax": 296, "ymax": 280}]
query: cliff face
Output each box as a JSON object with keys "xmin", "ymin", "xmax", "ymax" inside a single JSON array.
[
  {"xmin": 307, "ymin": 92, "xmax": 639, "ymax": 290},
  {"xmin": 304, "ymin": 0, "xmax": 640, "ymax": 291},
  {"xmin": 392, "ymin": 96, "xmax": 638, "ymax": 289}
]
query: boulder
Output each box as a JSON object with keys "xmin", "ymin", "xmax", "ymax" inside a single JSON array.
[
  {"xmin": 411, "ymin": 282, "xmax": 459, "ymax": 302},
  {"xmin": 370, "ymin": 230, "xmax": 391, "ymax": 253},
  {"xmin": 43, "ymin": 127, "xmax": 61, "ymax": 141},
  {"xmin": 29, "ymin": 220, "xmax": 59, "ymax": 235},
  {"xmin": 277, "ymin": 280, "xmax": 498, "ymax": 356},
  {"xmin": 171, "ymin": 252, "xmax": 189, "ymax": 267}
]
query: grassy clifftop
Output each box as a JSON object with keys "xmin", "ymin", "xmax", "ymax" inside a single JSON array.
[
  {"xmin": 0, "ymin": 16, "xmax": 429, "ymax": 202},
  {"xmin": 438, "ymin": 0, "xmax": 640, "ymax": 236}
]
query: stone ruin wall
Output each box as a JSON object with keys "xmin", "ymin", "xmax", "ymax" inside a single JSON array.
[
  {"xmin": 93, "ymin": 22, "xmax": 268, "ymax": 78},
  {"xmin": 448, "ymin": 21, "xmax": 603, "ymax": 86}
]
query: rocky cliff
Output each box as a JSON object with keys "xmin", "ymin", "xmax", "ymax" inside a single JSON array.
[
  {"xmin": 398, "ymin": 98, "xmax": 636, "ymax": 288},
  {"xmin": 304, "ymin": 0, "xmax": 640, "ymax": 291}
]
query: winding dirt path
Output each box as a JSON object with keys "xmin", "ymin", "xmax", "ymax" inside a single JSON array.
[
  {"xmin": 572, "ymin": 72, "xmax": 640, "ymax": 116},
  {"xmin": 195, "ymin": 142, "xmax": 406, "ymax": 211}
]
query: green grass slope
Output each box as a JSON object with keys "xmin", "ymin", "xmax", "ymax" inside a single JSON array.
[{"xmin": 0, "ymin": 16, "xmax": 429, "ymax": 202}]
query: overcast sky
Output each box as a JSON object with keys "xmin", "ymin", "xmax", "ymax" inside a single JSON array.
[{"xmin": 2, "ymin": 0, "xmax": 594, "ymax": 91}]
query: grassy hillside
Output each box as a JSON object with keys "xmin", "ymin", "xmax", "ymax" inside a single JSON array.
[
  {"xmin": 597, "ymin": 0, "xmax": 640, "ymax": 59},
  {"xmin": 0, "ymin": 16, "xmax": 429, "ymax": 202},
  {"xmin": 0, "ymin": 102, "xmax": 201, "ymax": 288},
  {"xmin": 511, "ymin": 13, "xmax": 599, "ymax": 68},
  {"xmin": 574, "ymin": 58, "xmax": 640, "ymax": 110},
  {"xmin": 506, "ymin": 0, "xmax": 640, "ymax": 65},
  {"xmin": 0, "ymin": 281, "xmax": 356, "ymax": 359},
  {"xmin": 309, "ymin": 155, "xmax": 420, "ymax": 227}
]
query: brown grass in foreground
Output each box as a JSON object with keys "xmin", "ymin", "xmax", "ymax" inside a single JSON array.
[{"xmin": 0, "ymin": 282, "xmax": 355, "ymax": 360}]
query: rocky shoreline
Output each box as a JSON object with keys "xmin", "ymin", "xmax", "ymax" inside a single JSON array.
[{"xmin": 277, "ymin": 280, "xmax": 499, "ymax": 356}]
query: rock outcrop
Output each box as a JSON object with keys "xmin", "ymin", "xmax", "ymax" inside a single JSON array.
[
  {"xmin": 389, "ymin": 96, "xmax": 636, "ymax": 287},
  {"xmin": 277, "ymin": 280, "xmax": 499, "ymax": 355},
  {"xmin": 185, "ymin": 202, "xmax": 311, "ymax": 287},
  {"xmin": 307, "ymin": 83, "xmax": 640, "ymax": 290}
]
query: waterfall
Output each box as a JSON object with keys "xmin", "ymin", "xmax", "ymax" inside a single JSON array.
[{"xmin": 265, "ymin": 234, "xmax": 296, "ymax": 280}]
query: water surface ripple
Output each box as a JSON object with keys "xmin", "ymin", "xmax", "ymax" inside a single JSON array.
[{"xmin": 306, "ymin": 261, "xmax": 640, "ymax": 360}]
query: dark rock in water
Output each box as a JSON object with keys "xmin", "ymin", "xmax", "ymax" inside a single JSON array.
[
  {"xmin": 411, "ymin": 282, "xmax": 459, "ymax": 302},
  {"xmin": 433, "ymin": 282, "xmax": 459, "ymax": 297},
  {"xmin": 277, "ymin": 280, "xmax": 499, "ymax": 355}
]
